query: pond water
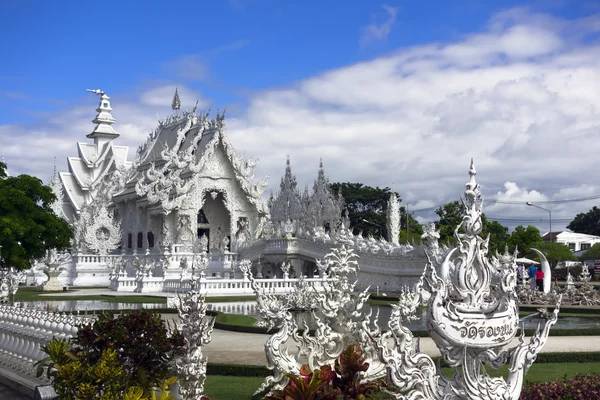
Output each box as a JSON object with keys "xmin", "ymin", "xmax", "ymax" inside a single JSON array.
[
  {"xmin": 207, "ymin": 301, "xmax": 600, "ymax": 331},
  {"xmin": 13, "ymin": 300, "xmax": 166, "ymax": 313}
]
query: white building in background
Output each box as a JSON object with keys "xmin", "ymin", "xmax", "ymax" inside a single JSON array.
[
  {"xmin": 545, "ymin": 231, "xmax": 600, "ymax": 252},
  {"xmin": 48, "ymin": 89, "xmax": 438, "ymax": 293}
]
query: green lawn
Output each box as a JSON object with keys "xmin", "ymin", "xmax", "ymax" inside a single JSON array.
[
  {"xmin": 215, "ymin": 311, "xmax": 259, "ymax": 327},
  {"xmin": 205, "ymin": 376, "xmax": 264, "ymax": 400},
  {"xmin": 203, "ymin": 363, "xmax": 600, "ymax": 399}
]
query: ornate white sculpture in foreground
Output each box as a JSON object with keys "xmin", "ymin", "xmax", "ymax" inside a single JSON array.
[
  {"xmin": 241, "ymin": 259, "xmax": 301, "ymax": 396},
  {"xmin": 174, "ymin": 253, "xmax": 214, "ymax": 400},
  {"xmin": 374, "ymin": 160, "xmax": 561, "ymax": 400}
]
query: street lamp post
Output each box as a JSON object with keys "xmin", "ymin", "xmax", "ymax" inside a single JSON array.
[
  {"xmin": 526, "ymin": 202, "xmax": 552, "ymax": 242},
  {"xmin": 361, "ymin": 218, "xmax": 382, "ymax": 238}
]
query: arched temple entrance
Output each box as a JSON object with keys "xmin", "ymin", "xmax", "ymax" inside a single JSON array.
[{"xmin": 197, "ymin": 192, "xmax": 231, "ymax": 253}]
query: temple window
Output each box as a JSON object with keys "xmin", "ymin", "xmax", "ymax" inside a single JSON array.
[
  {"xmin": 147, "ymin": 232, "xmax": 155, "ymax": 248},
  {"xmin": 127, "ymin": 233, "xmax": 132, "ymax": 249},
  {"xmin": 137, "ymin": 232, "xmax": 143, "ymax": 248}
]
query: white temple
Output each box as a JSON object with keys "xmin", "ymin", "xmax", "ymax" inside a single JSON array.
[{"xmin": 49, "ymin": 90, "xmax": 439, "ymax": 293}]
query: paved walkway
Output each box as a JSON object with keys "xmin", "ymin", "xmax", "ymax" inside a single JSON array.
[{"xmin": 201, "ymin": 328, "xmax": 600, "ymax": 365}]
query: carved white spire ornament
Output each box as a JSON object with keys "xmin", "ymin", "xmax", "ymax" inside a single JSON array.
[
  {"xmin": 86, "ymin": 89, "xmax": 119, "ymax": 143},
  {"xmin": 171, "ymin": 86, "xmax": 181, "ymax": 114},
  {"xmin": 374, "ymin": 159, "xmax": 561, "ymax": 400},
  {"xmin": 48, "ymin": 157, "xmax": 66, "ymax": 220},
  {"xmin": 269, "ymin": 157, "xmax": 302, "ymax": 230},
  {"xmin": 386, "ymin": 193, "xmax": 400, "ymax": 245}
]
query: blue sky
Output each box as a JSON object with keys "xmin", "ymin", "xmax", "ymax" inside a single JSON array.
[
  {"xmin": 1, "ymin": 0, "xmax": 600, "ymax": 232},
  {"xmin": 2, "ymin": 0, "xmax": 595, "ymax": 122}
]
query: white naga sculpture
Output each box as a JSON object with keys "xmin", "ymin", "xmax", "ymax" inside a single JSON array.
[
  {"xmin": 174, "ymin": 254, "xmax": 214, "ymax": 400},
  {"xmin": 373, "ymin": 160, "xmax": 561, "ymax": 400}
]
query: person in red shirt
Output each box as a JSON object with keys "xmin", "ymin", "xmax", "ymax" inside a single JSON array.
[{"xmin": 535, "ymin": 267, "xmax": 545, "ymax": 292}]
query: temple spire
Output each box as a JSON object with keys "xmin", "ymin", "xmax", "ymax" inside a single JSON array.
[
  {"xmin": 86, "ymin": 89, "xmax": 119, "ymax": 146},
  {"xmin": 171, "ymin": 87, "xmax": 181, "ymax": 114}
]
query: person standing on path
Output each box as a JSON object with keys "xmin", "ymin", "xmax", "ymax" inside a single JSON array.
[
  {"xmin": 536, "ymin": 266, "xmax": 545, "ymax": 292},
  {"xmin": 528, "ymin": 264, "xmax": 537, "ymax": 290}
]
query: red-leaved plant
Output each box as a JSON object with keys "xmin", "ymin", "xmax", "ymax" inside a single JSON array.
[
  {"xmin": 520, "ymin": 374, "xmax": 600, "ymax": 400},
  {"xmin": 266, "ymin": 344, "xmax": 385, "ymax": 400}
]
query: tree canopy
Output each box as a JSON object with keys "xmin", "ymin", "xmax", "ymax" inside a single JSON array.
[
  {"xmin": 567, "ymin": 206, "xmax": 600, "ymax": 236},
  {"xmin": 434, "ymin": 201, "xmax": 509, "ymax": 254},
  {"xmin": 329, "ymin": 182, "xmax": 417, "ymax": 239},
  {"xmin": 507, "ymin": 225, "xmax": 543, "ymax": 255},
  {"xmin": 435, "ymin": 201, "xmax": 463, "ymax": 245},
  {"xmin": 0, "ymin": 162, "xmax": 73, "ymax": 270},
  {"xmin": 581, "ymin": 243, "xmax": 600, "ymax": 260}
]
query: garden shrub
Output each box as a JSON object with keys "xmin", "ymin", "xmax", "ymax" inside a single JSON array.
[
  {"xmin": 36, "ymin": 310, "xmax": 185, "ymax": 399},
  {"xmin": 520, "ymin": 373, "xmax": 600, "ymax": 399},
  {"xmin": 266, "ymin": 344, "xmax": 389, "ymax": 400}
]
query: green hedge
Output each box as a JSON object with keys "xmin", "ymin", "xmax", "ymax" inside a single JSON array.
[{"xmin": 520, "ymin": 305, "xmax": 600, "ymax": 315}]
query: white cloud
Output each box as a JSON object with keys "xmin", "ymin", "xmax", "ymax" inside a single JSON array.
[
  {"xmin": 360, "ymin": 5, "xmax": 400, "ymax": 45},
  {"xmin": 2, "ymin": 7, "xmax": 600, "ymax": 235},
  {"xmin": 164, "ymin": 40, "xmax": 251, "ymax": 81},
  {"xmin": 165, "ymin": 55, "xmax": 210, "ymax": 81}
]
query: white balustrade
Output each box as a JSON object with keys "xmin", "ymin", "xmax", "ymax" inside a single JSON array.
[{"xmin": 0, "ymin": 304, "xmax": 94, "ymax": 385}]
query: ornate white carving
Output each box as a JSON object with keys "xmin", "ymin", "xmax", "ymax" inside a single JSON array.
[
  {"xmin": 81, "ymin": 204, "xmax": 122, "ymax": 255},
  {"xmin": 48, "ymin": 160, "xmax": 66, "ymax": 220},
  {"xmin": 269, "ymin": 157, "xmax": 303, "ymax": 230},
  {"xmin": 386, "ymin": 193, "xmax": 400, "ymax": 245},
  {"xmin": 0, "ymin": 268, "xmax": 21, "ymax": 302},
  {"xmin": 306, "ymin": 160, "xmax": 343, "ymax": 231},
  {"xmin": 38, "ymin": 249, "xmax": 72, "ymax": 291},
  {"xmin": 135, "ymin": 109, "xmax": 267, "ymax": 219},
  {"xmin": 175, "ymin": 253, "xmax": 214, "ymax": 400},
  {"xmin": 373, "ymin": 159, "xmax": 561, "ymax": 400}
]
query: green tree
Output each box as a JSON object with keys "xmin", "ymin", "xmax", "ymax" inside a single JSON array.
[
  {"xmin": 567, "ymin": 206, "xmax": 600, "ymax": 236},
  {"xmin": 398, "ymin": 206, "xmax": 423, "ymax": 244},
  {"xmin": 435, "ymin": 201, "xmax": 510, "ymax": 252},
  {"xmin": 529, "ymin": 242, "xmax": 579, "ymax": 269},
  {"xmin": 581, "ymin": 243, "xmax": 600, "ymax": 260},
  {"xmin": 435, "ymin": 201, "xmax": 463, "ymax": 245},
  {"xmin": 330, "ymin": 182, "xmax": 400, "ymax": 238},
  {"xmin": 507, "ymin": 225, "xmax": 543, "ymax": 255},
  {"xmin": 482, "ymin": 219, "xmax": 510, "ymax": 256},
  {"xmin": 0, "ymin": 161, "xmax": 73, "ymax": 270}
]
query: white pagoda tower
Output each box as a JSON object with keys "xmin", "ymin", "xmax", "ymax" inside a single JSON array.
[{"xmin": 58, "ymin": 90, "xmax": 131, "ymax": 222}]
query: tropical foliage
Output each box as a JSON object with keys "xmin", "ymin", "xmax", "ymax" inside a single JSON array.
[{"xmin": 36, "ymin": 310, "xmax": 185, "ymax": 399}]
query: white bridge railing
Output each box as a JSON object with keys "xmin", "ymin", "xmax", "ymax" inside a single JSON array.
[{"xmin": 0, "ymin": 304, "xmax": 95, "ymax": 388}]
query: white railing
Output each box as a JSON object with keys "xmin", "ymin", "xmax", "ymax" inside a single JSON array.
[
  {"xmin": 159, "ymin": 276, "xmax": 328, "ymax": 296},
  {"xmin": 0, "ymin": 304, "xmax": 95, "ymax": 386}
]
